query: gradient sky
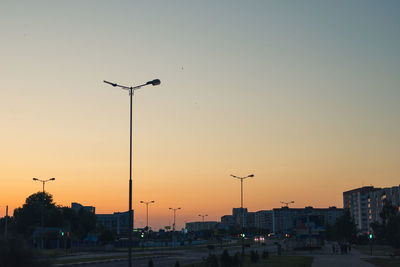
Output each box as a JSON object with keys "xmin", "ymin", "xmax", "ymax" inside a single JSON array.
[{"xmin": 1, "ymin": 1, "xmax": 399, "ymax": 230}]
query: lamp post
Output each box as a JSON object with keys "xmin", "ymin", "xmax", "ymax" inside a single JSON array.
[
  {"xmin": 198, "ymin": 214, "xmax": 208, "ymax": 222},
  {"xmin": 280, "ymin": 201, "xmax": 294, "ymax": 234},
  {"xmin": 33, "ymin": 177, "xmax": 55, "ymax": 249},
  {"xmin": 169, "ymin": 207, "xmax": 181, "ymax": 248},
  {"xmin": 140, "ymin": 201, "xmax": 155, "ymax": 230},
  {"xmin": 103, "ymin": 78, "xmax": 160, "ymax": 267},
  {"xmin": 280, "ymin": 201, "xmax": 295, "ymax": 208},
  {"xmin": 169, "ymin": 207, "xmax": 181, "ymax": 231},
  {"xmin": 231, "ymin": 174, "xmax": 254, "ymax": 255}
]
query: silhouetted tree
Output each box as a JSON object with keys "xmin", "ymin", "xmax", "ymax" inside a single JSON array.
[
  {"xmin": 333, "ymin": 209, "xmax": 357, "ymax": 243},
  {"xmin": 13, "ymin": 192, "xmax": 96, "ymax": 241},
  {"xmin": 174, "ymin": 260, "xmax": 180, "ymax": 267},
  {"xmin": 13, "ymin": 192, "xmax": 60, "ymax": 238},
  {"xmin": 371, "ymin": 200, "xmax": 400, "ymax": 248},
  {"xmin": 98, "ymin": 227, "xmax": 114, "ymax": 244},
  {"xmin": 148, "ymin": 258, "xmax": 154, "ymax": 267}
]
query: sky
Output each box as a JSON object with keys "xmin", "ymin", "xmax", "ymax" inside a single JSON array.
[{"xmin": 0, "ymin": 1, "xmax": 399, "ymax": 230}]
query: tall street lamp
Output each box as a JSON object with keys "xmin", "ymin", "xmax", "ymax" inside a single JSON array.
[
  {"xmin": 231, "ymin": 173, "xmax": 254, "ymax": 255},
  {"xmin": 103, "ymin": 78, "xmax": 160, "ymax": 267},
  {"xmin": 198, "ymin": 214, "xmax": 208, "ymax": 223},
  {"xmin": 140, "ymin": 200, "xmax": 155, "ymax": 230},
  {"xmin": 33, "ymin": 177, "xmax": 55, "ymax": 249}
]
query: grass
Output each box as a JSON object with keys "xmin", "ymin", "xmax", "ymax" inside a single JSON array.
[
  {"xmin": 356, "ymin": 245, "xmax": 395, "ymax": 256},
  {"xmin": 184, "ymin": 255, "xmax": 314, "ymax": 267},
  {"xmin": 54, "ymin": 253, "xmax": 164, "ymax": 264},
  {"xmin": 364, "ymin": 258, "xmax": 400, "ymax": 267}
]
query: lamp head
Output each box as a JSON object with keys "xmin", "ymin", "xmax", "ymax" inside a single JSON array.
[
  {"xmin": 147, "ymin": 79, "xmax": 161, "ymax": 86},
  {"xmin": 151, "ymin": 200, "xmax": 155, "ymax": 203},
  {"xmin": 248, "ymin": 174, "xmax": 254, "ymax": 178},
  {"xmin": 33, "ymin": 178, "xmax": 38, "ymax": 181},
  {"xmin": 140, "ymin": 201, "xmax": 144, "ymax": 203},
  {"xmin": 50, "ymin": 178, "xmax": 55, "ymax": 181}
]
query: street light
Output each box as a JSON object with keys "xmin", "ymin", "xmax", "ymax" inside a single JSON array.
[
  {"xmin": 231, "ymin": 173, "xmax": 254, "ymax": 255},
  {"xmin": 169, "ymin": 207, "xmax": 181, "ymax": 248},
  {"xmin": 280, "ymin": 201, "xmax": 295, "ymax": 208},
  {"xmin": 169, "ymin": 207, "xmax": 181, "ymax": 231},
  {"xmin": 140, "ymin": 200, "xmax": 155, "ymax": 230},
  {"xmin": 103, "ymin": 78, "xmax": 160, "ymax": 267},
  {"xmin": 32, "ymin": 177, "xmax": 55, "ymax": 249},
  {"xmin": 198, "ymin": 214, "xmax": 208, "ymax": 222}
]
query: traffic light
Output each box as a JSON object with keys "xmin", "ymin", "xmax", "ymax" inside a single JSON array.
[
  {"xmin": 368, "ymin": 232, "xmax": 373, "ymax": 239},
  {"xmin": 67, "ymin": 232, "xmax": 70, "ymax": 237},
  {"xmin": 61, "ymin": 231, "xmax": 64, "ymax": 236},
  {"xmin": 240, "ymin": 233, "xmax": 245, "ymax": 238},
  {"xmin": 140, "ymin": 233, "xmax": 144, "ymax": 238}
]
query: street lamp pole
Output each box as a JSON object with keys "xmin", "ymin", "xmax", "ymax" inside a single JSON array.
[
  {"xmin": 140, "ymin": 201, "xmax": 155, "ymax": 230},
  {"xmin": 231, "ymin": 174, "xmax": 254, "ymax": 255},
  {"xmin": 33, "ymin": 177, "xmax": 55, "ymax": 249},
  {"xmin": 104, "ymin": 79, "xmax": 160, "ymax": 267},
  {"xmin": 198, "ymin": 214, "xmax": 208, "ymax": 223},
  {"xmin": 169, "ymin": 207, "xmax": 181, "ymax": 231},
  {"xmin": 169, "ymin": 207, "xmax": 181, "ymax": 248}
]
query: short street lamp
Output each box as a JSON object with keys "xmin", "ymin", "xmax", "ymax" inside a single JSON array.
[
  {"xmin": 198, "ymin": 214, "xmax": 208, "ymax": 222},
  {"xmin": 32, "ymin": 177, "xmax": 55, "ymax": 249},
  {"xmin": 104, "ymin": 78, "xmax": 160, "ymax": 267}
]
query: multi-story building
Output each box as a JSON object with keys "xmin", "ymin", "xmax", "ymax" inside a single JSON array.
[
  {"xmin": 343, "ymin": 186, "xmax": 380, "ymax": 233},
  {"xmin": 71, "ymin": 202, "xmax": 96, "ymax": 213},
  {"xmin": 96, "ymin": 211, "xmax": 133, "ymax": 235},
  {"xmin": 185, "ymin": 221, "xmax": 218, "ymax": 232},
  {"xmin": 367, "ymin": 185, "xmax": 400, "ymax": 229}
]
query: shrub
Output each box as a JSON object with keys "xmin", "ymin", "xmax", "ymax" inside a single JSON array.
[
  {"xmin": 220, "ymin": 249, "xmax": 232, "ymax": 267},
  {"xmin": 0, "ymin": 237, "xmax": 51, "ymax": 267}
]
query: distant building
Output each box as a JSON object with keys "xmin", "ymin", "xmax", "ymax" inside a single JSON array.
[
  {"xmin": 96, "ymin": 211, "xmax": 133, "ymax": 235},
  {"xmin": 254, "ymin": 210, "xmax": 273, "ymax": 231},
  {"xmin": 272, "ymin": 206, "xmax": 343, "ymax": 234},
  {"xmin": 343, "ymin": 186, "xmax": 380, "ymax": 233},
  {"xmin": 185, "ymin": 221, "xmax": 218, "ymax": 232},
  {"xmin": 232, "ymin": 208, "xmax": 248, "ymax": 227},
  {"xmin": 71, "ymin": 202, "xmax": 95, "ymax": 213},
  {"xmin": 221, "ymin": 215, "xmax": 235, "ymax": 227}
]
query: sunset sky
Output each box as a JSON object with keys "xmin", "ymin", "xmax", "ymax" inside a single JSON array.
[{"xmin": 1, "ymin": 1, "xmax": 399, "ymax": 230}]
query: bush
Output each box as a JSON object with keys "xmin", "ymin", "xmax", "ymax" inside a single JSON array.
[
  {"xmin": 232, "ymin": 252, "xmax": 242, "ymax": 266},
  {"xmin": 250, "ymin": 250, "xmax": 259, "ymax": 263},
  {"xmin": 148, "ymin": 258, "xmax": 154, "ymax": 267},
  {"xmin": 174, "ymin": 260, "xmax": 180, "ymax": 267},
  {"xmin": 220, "ymin": 249, "xmax": 232, "ymax": 267},
  {"xmin": 262, "ymin": 249, "xmax": 269, "ymax": 259},
  {"xmin": 205, "ymin": 254, "xmax": 219, "ymax": 267},
  {"xmin": 0, "ymin": 237, "xmax": 52, "ymax": 267}
]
